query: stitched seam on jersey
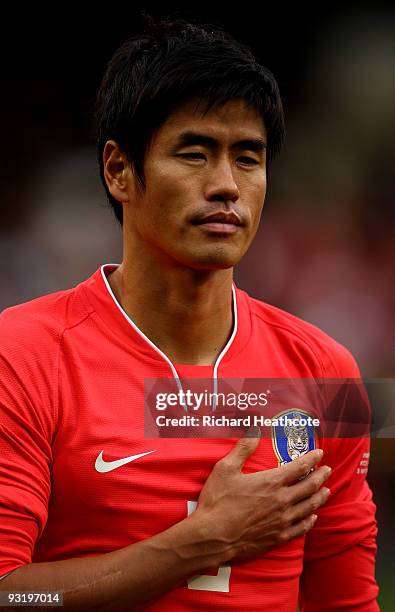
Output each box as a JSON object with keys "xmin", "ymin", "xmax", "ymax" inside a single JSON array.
[
  {"xmin": 79, "ymin": 283, "xmax": 158, "ymax": 360},
  {"xmin": 319, "ymin": 341, "xmax": 351, "ymax": 378},
  {"xmin": 250, "ymin": 311, "xmax": 326, "ymax": 377},
  {"xmin": 52, "ymin": 311, "xmax": 93, "ymax": 443},
  {"xmin": 77, "ymin": 282, "xmax": 99, "ymax": 319}
]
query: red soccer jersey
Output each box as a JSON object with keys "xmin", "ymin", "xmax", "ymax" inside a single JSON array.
[{"xmin": 0, "ymin": 264, "xmax": 378, "ymax": 610}]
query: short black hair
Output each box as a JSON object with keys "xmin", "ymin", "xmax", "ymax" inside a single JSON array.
[{"xmin": 95, "ymin": 16, "xmax": 285, "ymax": 225}]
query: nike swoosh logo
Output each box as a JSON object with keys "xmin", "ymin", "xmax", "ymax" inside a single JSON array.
[{"xmin": 95, "ymin": 450, "xmax": 156, "ymax": 473}]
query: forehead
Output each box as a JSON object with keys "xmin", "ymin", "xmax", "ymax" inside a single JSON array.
[{"xmin": 153, "ymin": 98, "xmax": 267, "ymax": 144}]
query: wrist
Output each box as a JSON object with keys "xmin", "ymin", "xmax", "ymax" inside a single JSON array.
[
  {"xmin": 147, "ymin": 511, "xmax": 231, "ymax": 577},
  {"xmin": 179, "ymin": 509, "xmax": 235, "ymax": 567}
]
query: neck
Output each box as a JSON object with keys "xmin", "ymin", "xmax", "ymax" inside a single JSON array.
[{"xmin": 107, "ymin": 257, "xmax": 235, "ymax": 366}]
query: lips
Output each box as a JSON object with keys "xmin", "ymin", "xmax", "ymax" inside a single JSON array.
[{"xmin": 192, "ymin": 211, "xmax": 242, "ymax": 226}]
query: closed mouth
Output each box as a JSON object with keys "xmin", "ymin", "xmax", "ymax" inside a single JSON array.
[{"xmin": 192, "ymin": 212, "xmax": 242, "ymax": 226}]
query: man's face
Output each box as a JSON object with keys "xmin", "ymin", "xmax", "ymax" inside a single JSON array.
[{"xmin": 124, "ymin": 98, "xmax": 267, "ymax": 270}]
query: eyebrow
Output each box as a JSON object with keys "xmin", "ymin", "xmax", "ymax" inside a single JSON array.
[{"xmin": 175, "ymin": 131, "xmax": 267, "ymax": 153}]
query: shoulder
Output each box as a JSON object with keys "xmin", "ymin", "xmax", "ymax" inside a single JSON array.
[
  {"xmin": 238, "ymin": 288, "xmax": 360, "ymax": 378},
  {"xmin": 0, "ymin": 283, "xmax": 94, "ymax": 428},
  {"xmin": 0, "ymin": 282, "xmax": 92, "ymax": 361}
]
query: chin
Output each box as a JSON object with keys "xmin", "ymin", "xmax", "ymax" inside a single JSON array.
[
  {"xmin": 168, "ymin": 241, "xmax": 247, "ymax": 270},
  {"xmin": 185, "ymin": 250, "xmax": 242, "ymax": 271}
]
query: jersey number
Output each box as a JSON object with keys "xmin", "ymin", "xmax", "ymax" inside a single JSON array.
[{"xmin": 186, "ymin": 501, "xmax": 231, "ymax": 592}]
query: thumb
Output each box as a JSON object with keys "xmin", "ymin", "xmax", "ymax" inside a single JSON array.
[{"xmin": 225, "ymin": 426, "xmax": 261, "ymax": 469}]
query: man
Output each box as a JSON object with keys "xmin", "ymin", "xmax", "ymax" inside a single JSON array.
[{"xmin": 0, "ymin": 17, "xmax": 378, "ymax": 611}]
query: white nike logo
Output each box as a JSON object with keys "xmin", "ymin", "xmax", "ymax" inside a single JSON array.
[{"xmin": 95, "ymin": 450, "xmax": 156, "ymax": 473}]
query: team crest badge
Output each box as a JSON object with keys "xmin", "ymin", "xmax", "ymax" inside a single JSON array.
[{"xmin": 272, "ymin": 409, "xmax": 318, "ymax": 465}]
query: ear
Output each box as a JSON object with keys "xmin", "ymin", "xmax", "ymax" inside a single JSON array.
[{"xmin": 103, "ymin": 140, "xmax": 134, "ymax": 203}]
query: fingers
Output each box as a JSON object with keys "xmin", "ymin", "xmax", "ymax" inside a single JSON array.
[
  {"xmin": 279, "ymin": 513, "xmax": 319, "ymax": 543},
  {"xmin": 287, "ymin": 465, "xmax": 331, "ymax": 504},
  {"xmin": 278, "ymin": 449, "xmax": 324, "ymax": 485},
  {"xmin": 222, "ymin": 428, "xmax": 261, "ymax": 469},
  {"xmin": 284, "ymin": 487, "xmax": 330, "ymax": 525},
  {"xmin": 250, "ymin": 511, "xmax": 321, "ymax": 553}
]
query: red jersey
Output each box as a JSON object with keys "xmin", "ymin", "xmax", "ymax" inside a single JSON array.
[{"xmin": 0, "ymin": 264, "xmax": 378, "ymax": 610}]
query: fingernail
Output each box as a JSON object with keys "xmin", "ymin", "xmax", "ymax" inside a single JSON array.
[
  {"xmin": 317, "ymin": 449, "xmax": 324, "ymax": 457},
  {"xmin": 323, "ymin": 487, "xmax": 331, "ymax": 496},
  {"xmin": 324, "ymin": 466, "xmax": 332, "ymax": 475},
  {"xmin": 312, "ymin": 514, "xmax": 318, "ymax": 523},
  {"xmin": 245, "ymin": 426, "xmax": 261, "ymax": 438}
]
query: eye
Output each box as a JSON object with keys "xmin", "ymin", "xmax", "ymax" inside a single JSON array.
[
  {"xmin": 176, "ymin": 152, "xmax": 206, "ymax": 160},
  {"xmin": 237, "ymin": 156, "xmax": 259, "ymax": 166}
]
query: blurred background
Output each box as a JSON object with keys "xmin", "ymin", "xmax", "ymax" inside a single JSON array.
[{"xmin": 0, "ymin": 3, "xmax": 393, "ymax": 607}]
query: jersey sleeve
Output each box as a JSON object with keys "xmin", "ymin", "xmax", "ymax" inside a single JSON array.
[
  {"xmin": 0, "ymin": 307, "xmax": 57, "ymax": 575},
  {"xmin": 299, "ymin": 343, "xmax": 379, "ymax": 610}
]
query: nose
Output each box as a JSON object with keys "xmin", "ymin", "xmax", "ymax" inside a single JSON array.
[{"xmin": 205, "ymin": 159, "xmax": 240, "ymax": 203}]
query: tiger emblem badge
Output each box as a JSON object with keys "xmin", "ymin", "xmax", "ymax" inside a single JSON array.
[{"xmin": 272, "ymin": 409, "xmax": 318, "ymax": 465}]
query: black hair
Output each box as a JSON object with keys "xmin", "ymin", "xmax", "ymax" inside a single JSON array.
[{"xmin": 95, "ymin": 16, "xmax": 285, "ymax": 225}]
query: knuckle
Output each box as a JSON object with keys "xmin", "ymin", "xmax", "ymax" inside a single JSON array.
[
  {"xmin": 270, "ymin": 473, "xmax": 283, "ymax": 489},
  {"xmin": 238, "ymin": 439, "xmax": 252, "ymax": 452},
  {"xmin": 278, "ymin": 515, "xmax": 288, "ymax": 530},
  {"xmin": 214, "ymin": 458, "xmax": 231, "ymax": 475},
  {"xmin": 281, "ymin": 489, "xmax": 292, "ymax": 507},
  {"xmin": 299, "ymin": 479, "xmax": 315, "ymax": 498},
  {"xmin": 312, "ymin": 490, "xmax": 324, "ymax": 508},
  {"xmin": 212, "ymin": 457, "xmax": 223, "ymax": 470},
  {"xmin": 279, "ymin": 489, "xmax": 294, "ymax": 510},
  {"xmin": 277, "ymin": 530, "xmax": 289, "ymax": 545},
  {"xmin": 277, "ymin": 490, "xmax": 291, "ymax": 510},
  {"xmin": 264, "ymin": 468, "xmax": 280, "ymax": 486},
  {"xmin": 309, "ymin": 497, "xmax": 319, "ymax": 512},
  {"xmin": 295, "ymin": 459, "xmax": 310, "ymax": 474},
  {"xmin": 310, "ymin": 475, "xmax": 322, "ymax": 492},
  {"xmin": 280, "ymin": 512, "xmax": 292, "ymax": 529}
]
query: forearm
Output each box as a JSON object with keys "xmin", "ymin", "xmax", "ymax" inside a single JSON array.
[{"xmin": 0, "ymin": 514, "xmax": 223, "ymax": 611}]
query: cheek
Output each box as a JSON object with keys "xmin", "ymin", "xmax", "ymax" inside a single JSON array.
[
  {"xmin": 140, "ymin": 183, "xmax": 191, "ymax": 243},
  {"xmin": 145, "ymin": 162, "xmax": 195, "ymax": 216},
  {"xmin": 246, "ymin": 178, "xmax": 266, "ymax": 220}
]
